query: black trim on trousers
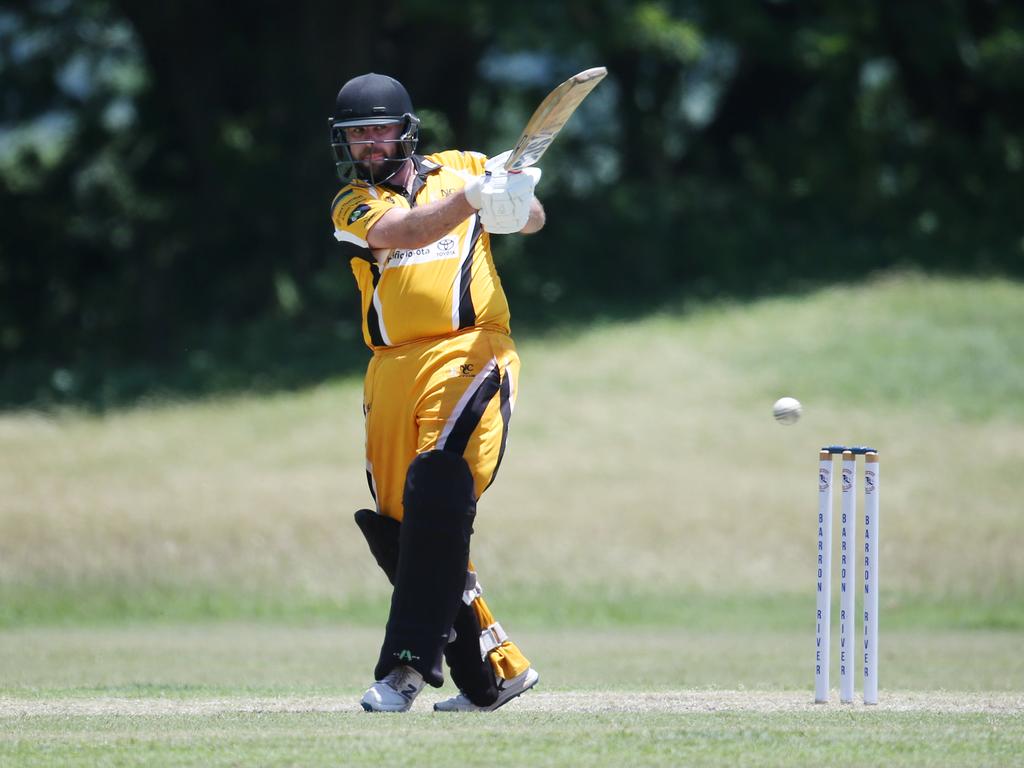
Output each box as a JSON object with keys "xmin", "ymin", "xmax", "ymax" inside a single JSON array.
[
  {"xmin": 485, "ymin": 371, "xmax": 513, "ymax": 491},
  {"xmin": 440, "ymin": 363, "xmax": 502, "ymax": 458}
]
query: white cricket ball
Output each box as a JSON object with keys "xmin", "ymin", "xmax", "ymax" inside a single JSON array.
[{"xmin": 773, "ymin": 396, "xmax": 802, "ymax": 425}]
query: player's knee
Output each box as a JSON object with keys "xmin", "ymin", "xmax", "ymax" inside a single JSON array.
[{"xmin": 403, "ymin": 450, "xmax": 476, "ymax": 532}]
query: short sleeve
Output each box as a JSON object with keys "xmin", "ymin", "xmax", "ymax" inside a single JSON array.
[{"xmin": 330, "ymin": 185, "xmax": 400, "ymax": 248}]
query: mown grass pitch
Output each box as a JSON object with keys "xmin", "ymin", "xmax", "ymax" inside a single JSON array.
[
  {"xmin": 4, "ymin": 701, "xmax": 1023, "ymax": 768},
  {"xmin": 1, "ymin": 625, "xmax": 1022, "ymax": 767},
  {"xmin": 1, "ymin": 626, "xmax": 1022, "ymax": 767}
]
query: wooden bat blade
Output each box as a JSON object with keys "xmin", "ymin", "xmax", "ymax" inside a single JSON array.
[{"xmin": 504, "ymin": 66, "xmax": 608, "ymax": 171}]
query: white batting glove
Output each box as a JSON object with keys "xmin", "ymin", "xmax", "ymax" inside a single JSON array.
[
  {"xmin": 464, "ymin": 165, "xmax": 541, "ymax": 235},
  {"xmin": 484, "ymin": 150, "xmax": 513, "ymax": 173}
]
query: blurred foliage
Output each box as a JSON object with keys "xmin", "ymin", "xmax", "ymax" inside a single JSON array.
[{"xmin": 1, "ymin": 0, "xmax": 1022, "ymax": 408}]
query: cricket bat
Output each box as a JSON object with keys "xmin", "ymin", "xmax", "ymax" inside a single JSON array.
[{"xmin": 504, "ymin": 66, "xmax": 608, "ymax": 172}]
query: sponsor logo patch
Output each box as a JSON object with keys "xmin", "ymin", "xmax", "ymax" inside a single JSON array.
[
  {"xmin": 450, "ymin": 363, "xmax": 477, "ymax": 378},
  {"xmin": 387, "ymin": 236, "xmax": 461, "ymax": 266},
  {"xmin": 348, "ymin": 203, "xmax": 371, "ymax": 224}
]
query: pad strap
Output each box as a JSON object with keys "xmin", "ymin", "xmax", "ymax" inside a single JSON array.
[
  {"xmin": 479, "ymin": 621, "xmax": 508, "ymax": 659},
  {"xmin": 462, "ymin": 571, "xmax": 484, "ymax": 606}
]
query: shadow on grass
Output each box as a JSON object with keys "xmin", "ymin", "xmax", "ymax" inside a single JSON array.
[
  {"xmin": 1, "ymin": 319, "xmax": 372, "ymax": 413},
  {"xmin": 0, "ymin": 277, "xmax": 825, "ymax": 414},
  {"xmin": 0, "ymin": 268, "xmax": 995, "ymax": 413}
]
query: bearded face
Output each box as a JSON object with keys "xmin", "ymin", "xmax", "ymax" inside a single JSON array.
[
  {"xmin": 344, "ymin": 123, "xmax": 403, "ymax": 182},
  {"xmin": 329, "ymin": 115, "xmax": 420, "ymax": 184}
]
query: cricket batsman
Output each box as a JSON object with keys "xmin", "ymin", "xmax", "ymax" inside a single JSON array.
[{"xmin": 328, "ymin": 72, "xmax": 543, "ymax": 712}]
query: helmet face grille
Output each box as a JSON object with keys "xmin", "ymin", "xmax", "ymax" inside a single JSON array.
[
  {"xmin": 328, "ymin": 114, "xmax": 421, "ymax": 184},
  {"xmin": 329, "ymin": 74, "xmax": 420, "ymax": 183}
]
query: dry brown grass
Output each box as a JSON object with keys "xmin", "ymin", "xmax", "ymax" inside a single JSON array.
[{"xmin": 2, "ymin": 275, "xmax": 1022, "ymax": 610}]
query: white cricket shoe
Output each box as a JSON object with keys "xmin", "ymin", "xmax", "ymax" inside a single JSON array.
[
  {"xmin": 433, "ymin": 667, "xmax": 539, "ymax": 712},
  {"xmin": 360, "ymin": 666, "xmax": 425, "ymax": 712}
]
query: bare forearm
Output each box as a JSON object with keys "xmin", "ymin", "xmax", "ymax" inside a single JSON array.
[
  {"xmin": 367, "ymin": 194, "xmax": 476, "ymax": 249},
  {"xmin": 520, "ymin": 198, "xmax": 545, "ymax": 234}
]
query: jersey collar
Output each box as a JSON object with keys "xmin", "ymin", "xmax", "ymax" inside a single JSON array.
[{"xmin": 380, "ymin": 154, "xmax": 441, "ymax": 202}]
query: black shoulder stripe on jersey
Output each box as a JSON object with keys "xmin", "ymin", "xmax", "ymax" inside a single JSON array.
[
  {"xmin": 483, "ymin": 370, "xmax": 513, "ymax": 492},
  {"xmin": 457, "ymin": 216, "xmax": 482, "ymax": 329},
  {"xmin": 395, "ymin": 155, "xmax": 442, "ymax": 206},
  {"xmin": 379, "ymin": 155, "xmax": 441, "ymax": 203},
  {"xmin": 416, "ymin": 154, "xmax": 441, "ymax": 173},
  {"xmin": 440, "ymin": 364, "xmax": 502, "ymax": 457},
  {"xmin": 366, "ymin": 263, "xmax": 385, "ymax": 347},
  {"xmin": 406, "ymin": 175, "xmax": 425, "ymax": 206}
]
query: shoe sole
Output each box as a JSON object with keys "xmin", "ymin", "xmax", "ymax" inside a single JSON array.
[
  {"xmin": 434, "ymin": 671, "xmax": 539, "ymax": 712},
  {"xmin": 361, "ymin": 701, "xmax": 412, "ymax": 712},
  {"xmin": 488, "ymin": 673, "xmax": 538, "ymax": 712}
]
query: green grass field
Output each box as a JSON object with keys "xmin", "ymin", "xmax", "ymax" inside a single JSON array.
[{"xmin": 2, "ymin": 273, "xmax": 1023, "ymax": 765}]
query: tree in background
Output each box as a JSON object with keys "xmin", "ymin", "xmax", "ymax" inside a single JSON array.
[{"xmin": 1, "ymin": 0, "xmax": 1021, "ymax": 407}]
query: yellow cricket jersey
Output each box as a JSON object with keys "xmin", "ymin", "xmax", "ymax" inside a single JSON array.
[{"xmin": 330, "ymin": 151, "xmax": 511, "ymax": 350}]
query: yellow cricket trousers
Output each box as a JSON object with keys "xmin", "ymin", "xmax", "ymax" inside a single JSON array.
[{"xmin": 363, "ymin": 327, "xmax": 530, "ymax": 680}]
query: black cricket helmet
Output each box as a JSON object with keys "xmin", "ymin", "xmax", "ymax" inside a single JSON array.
[{"xmin": 328, "ymin": 73, "xmax": 420, "ymax": 184}]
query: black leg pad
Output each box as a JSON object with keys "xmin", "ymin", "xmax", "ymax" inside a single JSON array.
[
  {"xmin": 374, "ymin": 450, "xmax": 476, "ymax": 687},
  {"xmin": 445, "ymin": 602, "xmax": 500, "ymax": 706},
  {"xmin": 354, "ymin": 508, "xmax": 401, "ymax": 584}
]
